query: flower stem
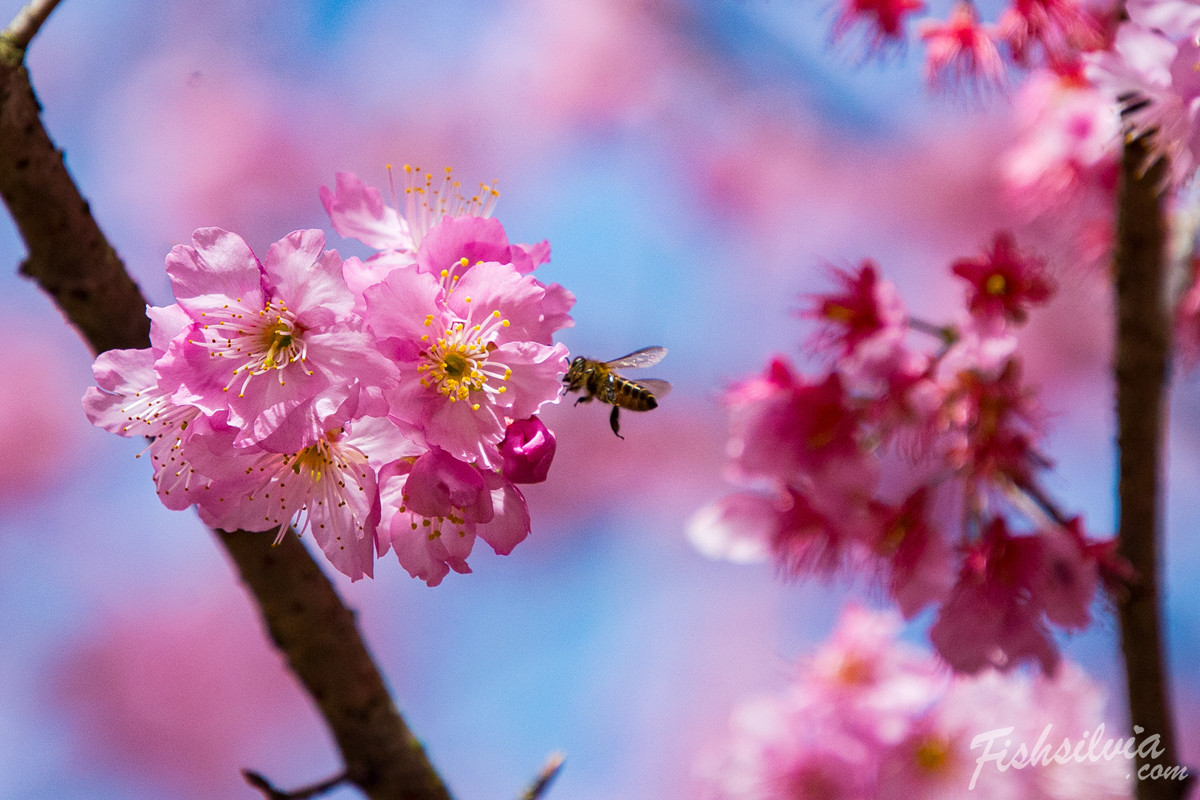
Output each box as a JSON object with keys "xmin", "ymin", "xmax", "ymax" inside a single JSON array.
[{"xmin": 1113, "ymin": 135, "xmax": 1184, "ymax": 800}]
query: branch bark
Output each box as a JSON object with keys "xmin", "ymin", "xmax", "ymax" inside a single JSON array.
[
  {"xmin": 1113, "ymin": 137, "xmax": 1184, "ymax": 800},
  {"xmin": 0, "ymin": 15, "xmax": 452, "ymax": 800}
]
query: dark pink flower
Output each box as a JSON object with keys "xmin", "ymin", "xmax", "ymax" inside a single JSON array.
[
  {"xmin": 726, "ymin": 359, "xmax": 863, "ymax": 485},
  {"xmin": 832, "ymin": 0, "xmax": 926, "ymax": 53},
  {"xmin": 920, "ymin": 2, "xmax": 1007, "ymax": 90},
  {"xmin": 870, "ymin": 489, "xmax": 957, "ymax": 618},
  {"xmin": 998, "ymin": 0, "xmax": 1108, "ymax": 68},
  {"xmin": 804, "ymin": 260, "xmax": 907, "ymax": 359},
  {"xmin": 929, "ymin": 517, "xmax": 1060, "ymax": 674},
  {"xmin": 404, "ymin": 446, "xmax": 495, "ymax": 523},
  {"xmin": 499, "ymin": 417, "xmax": 557, "ymax": 484},
  {"xmin": 1034, "ymin": 517, "xmax": 1101, "ymax": 630},
  {"xmin": 951, "ymin": 232, "xmax": 1054, "ymax": 323},
  {"xmin": 942, "ymin": 358, "xmax": 1047, "ymax": 486}
]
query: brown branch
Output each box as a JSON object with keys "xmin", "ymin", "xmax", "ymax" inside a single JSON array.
[
  {"xmin": 1113, "ymin": 136, "xmax": 1184, "ymax": 800},
  {"xmin": 0, "ymin": 31, "xmax": 149, "ymax": 354},
  {"xmin": 221, "ymin": 530, "xmax": 452, "ymax": 800},
  {"xmin": 0, "ymin": 13, "xmax": 453, "ymax": 800},
  {"xmin": 243, "ymin": 768, "xmax": 349, "ymax": 800}
]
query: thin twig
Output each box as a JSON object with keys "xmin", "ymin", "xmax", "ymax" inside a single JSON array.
[
  {"xmin": 243, "ymin": 769, "xmax": 349, "ymax": 800},
  {"xmin": 2, "ymin": 0, "xmax": 63, "ymax": 51},
  {"xmin": 519, "ymin": 752, "xmax": 565, "ymax": 800},
  {"xmin": 0, "ymin": 21, "xmax": 453, "ymax": 800},
  {"xmin": 1112, "ymin": 135, "xmax": 1184, "ymax": 800}
]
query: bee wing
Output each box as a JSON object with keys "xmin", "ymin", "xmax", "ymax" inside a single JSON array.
[
  {"xmin": 606, "ymin": 346, "xmax": 667, "ymax": 370},
  {"xmin": 632, "ymin": 378, "xmax": 672, "ymax": 398}
]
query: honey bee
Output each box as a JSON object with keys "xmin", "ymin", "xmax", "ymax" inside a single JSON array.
[{"xmin": 562, "ymin": 346, "xmax": 670, "ymax": 439}]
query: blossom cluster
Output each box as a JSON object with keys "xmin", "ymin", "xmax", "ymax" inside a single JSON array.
[
  {"xmin": 699, "ymin": 606, "xmax": 1131, "ymax": 800},
  {"xmin": 831, "ymin": 0, "xmax": 1111, "ymax": 86},
  {"xmin": 689, "ymin": 232, "xmax": 1127, "ymax": 674},
  {"xmin": 1085, "ymin": 0, "xmax": 1200, "ymax": 187},
  {"xmin": 84, "ymin": 167, "xmax": 573, "ymax": 584}
]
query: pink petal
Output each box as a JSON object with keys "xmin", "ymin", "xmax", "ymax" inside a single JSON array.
[
  {"xmin": 320, "ymin": 172, "xmax": 411, "ymax": 252},
  {"xmin": 474, "ymin": 473, "xmax": 530, "ymax": 556}
]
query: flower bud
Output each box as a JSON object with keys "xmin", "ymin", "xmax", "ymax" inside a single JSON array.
[{"xmin": 499, "ymin": 417, "xmax": 556, "ymax": 483}]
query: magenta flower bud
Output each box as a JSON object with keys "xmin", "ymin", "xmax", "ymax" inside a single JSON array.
[{"xmin": 500, "ymin": 417, "xmax": 556, "ymax": 484}]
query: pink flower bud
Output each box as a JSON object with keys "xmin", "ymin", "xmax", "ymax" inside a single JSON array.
[
  {"xmin": 500, "ymin": 417, "xmax": 556, "ymax": 483},
  {"xmin": 405, "ymin": 447, "xmax": 494, "ymax": 523}
]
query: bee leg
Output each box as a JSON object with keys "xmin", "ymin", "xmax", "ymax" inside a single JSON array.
[
  {"xmin": 574, "ymin": 395, "xmax": 591, "ymax": 406},
  {"xmin": 609, "ymin": 405, "xmax": 624, "ymax": 439}
]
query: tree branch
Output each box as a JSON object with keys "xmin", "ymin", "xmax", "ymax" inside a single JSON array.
[
  {"xmin": 220, "ymin": 530, "xmax": 452, "ymax": 800},
  {"xmin": 0, "ymin": 27, "xmax": 149, "ymax": 354},
  {"xmin": 0, "ymin": 13, "xmax": 452, "ymax": 800},
  {"xmin": 1113, "ymin": 137, "xmax": 1184, "ymax": 800}
]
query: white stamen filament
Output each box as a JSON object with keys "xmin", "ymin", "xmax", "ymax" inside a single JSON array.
[{"xmin": 189, "ymin": 298, "xmax": 313, "ymax": 397}]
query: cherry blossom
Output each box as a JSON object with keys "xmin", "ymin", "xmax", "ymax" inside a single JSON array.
[
  {"xmin": 83, "ymin": 304, "xmax": 224, "ymax": 511},
  {"xmin": 929, "ymin": 517, "xmax": 1060, "ymax": 674},
  {"xmin": 364, "ymin": 259, "xmax": 568, "ymax": 467},
  {"xmin": 997, "ymin": 0, "xmax": 1108, "ymax": 68},
  {"xmin": 321, "ymin": 165, "xmax": 499, "ymax": 260},
  {"xmin": 831, "ymin": 0, "xmax": 926, "ymax": 54},
  {"xmin": 951, "ymin": 231, "xmax": 1054, "ymax": 324},
  {"xmin": 155, "ymin": 228, "xmax": 394, "ymax": 453},
  {"xmin": 693, "ymin": 233, "xmax": 1120, "ymax": 673},
  {"xmin": 701, "ymin": 607, "xmax": 1130, "ymax": 799},
  {"xmin": 375, "ymin": 448, "xmax": 531, "ymax": 586},
  {"xmin": 804, "ymin": 260, "xmax": 907, "ymax": 359},
  {"xmin": 85, "ymin": 174, "xmax": 574, "ymax": 585},
  {"xmin": 919, "ymin": 2, "xmax": 1007, "ymax": 90},
  {"xmin": 1086, "ymin": 19, "xmax": 1200, "ymax": 185},
  {"xmin": 188, "ymin": 417, "xmax": 391, "ymax": 581}
]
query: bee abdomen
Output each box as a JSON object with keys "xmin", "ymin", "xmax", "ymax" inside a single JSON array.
[{"xmin": 617, "ymin": 382, "xmax": 658, "ymax": 411}]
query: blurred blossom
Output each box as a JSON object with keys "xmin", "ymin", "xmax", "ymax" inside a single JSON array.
[
  {"xmin": 1001, "ymin": 67, "xmax": 1119, "ymax": 274},
  {"xmin": 690, "ymin": 235, "xmax": 1122, "ymax": 673},
  {"xmin": 94, "ymin": 44, "xmax": 319, "ymax": 241},
  {"xmin": 996, "ymin": 0, "xmax": 1111, "ymax": 68},
  {"xmin": 919, "ymin": 2, "xmax": 1007, "ymax": 92},
  {"xmin": 0, "ymin": 325, "xmax": 90, "ymax": 509},
  {"xmin": 52, "ymin": 591, "xmax": 328, "ymax": 798},
  {"xmin": 1086, "ymin": 17, "xmax": 1200, "ymax": 187},
  {"xmin": 699, "ymin": 606, "xmax": 1131, "ymax": 800},
  {"xmin": 831, "ymin": 0, "xmax": 926, "ymax": 55}
]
